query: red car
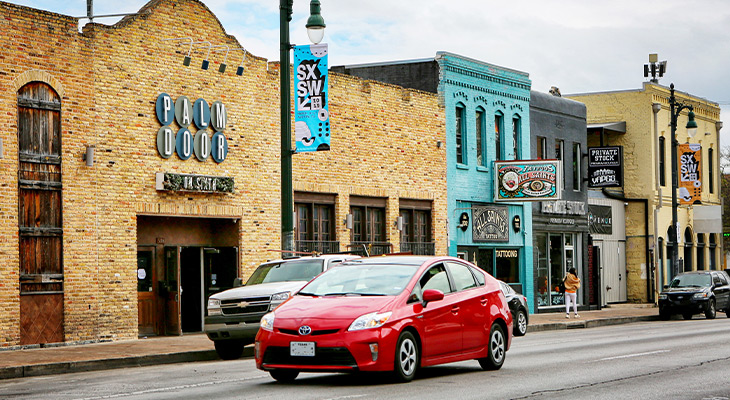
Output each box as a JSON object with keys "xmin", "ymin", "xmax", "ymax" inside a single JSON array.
[{"xmin": 254, "ymin": 256, "xmax": 513, "ymax": 382}]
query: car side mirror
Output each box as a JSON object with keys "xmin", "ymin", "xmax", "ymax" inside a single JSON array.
[
  {"xmin": 233, "ymin": 278, "xmax": 243, "ymax": 287},
  {"xmin": 663, "ymin": 285, "xmax": 669, "ymax": 290},
  {"xmin": 422, "ymin": 289, "xmax": 444, "ymax": 307}
]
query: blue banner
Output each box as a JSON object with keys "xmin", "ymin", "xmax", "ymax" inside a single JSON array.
[{"xmin": 294, "ymin": 44, "xmax": 330, "ymax": 152}]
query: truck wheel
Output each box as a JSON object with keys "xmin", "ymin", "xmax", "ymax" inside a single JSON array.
[
  {"xmin": 214, "ymin": 339, "xmax": 244, "ymax": 360},
  {"xmin": 704, "ymin": 299, "xmax": 716, "ymax": 319}
]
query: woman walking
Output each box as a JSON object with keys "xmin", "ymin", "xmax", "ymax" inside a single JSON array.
[{"xmin": 564, "ymin": 268, "xmax": 581, "ymax": 318}]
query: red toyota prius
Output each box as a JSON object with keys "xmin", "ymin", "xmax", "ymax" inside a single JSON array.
[{"xmin": 255, "ymin": 256, "xmax": 513, "ymax": 382}]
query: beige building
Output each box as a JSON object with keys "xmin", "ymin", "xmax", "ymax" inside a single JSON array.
[
  {"xmin": 568, "ymin": 83, "xmax": 723, "ymax": 303},
  {"xmin": 0, "ymin": 0, "xmax": 446, "ymax": 347}
]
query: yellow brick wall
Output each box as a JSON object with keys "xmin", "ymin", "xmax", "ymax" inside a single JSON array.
[{"xmin": 0, "ymin": 0, "xmax": 445, "ymax": 346}]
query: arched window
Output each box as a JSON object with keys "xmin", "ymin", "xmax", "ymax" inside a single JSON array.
[
  {"xmin": 455, "ymin": 103, "xmax": 466, "ymax": 164},
  {"xmin": 476, "ymin": 107, "xmax": 485, "ymax": 167},
  {"xmin": 709, "ymin": 233, "xmax": 717, "ymax": 270},
  {"xmin": 696, "ymin": 233, "xmax": 705, "ymax": 271},
  {"xmin": 494, "ymin": 111, "xmax": 504, "ymax": 160},
  {"xmin": 512, "ymin": 114, "xmax": 521, "ymax": 160},
  {"xmin": 683, "ymin": 227, "xmax": 693, "ymax": 272},
  {"xmin": 658, "ymin": 136, "xmax": 666, "ymax": 186}
]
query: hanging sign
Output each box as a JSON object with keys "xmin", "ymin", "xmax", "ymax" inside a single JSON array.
[
  {"xmin": 587, "ymin": 146, "xmax": 623, "ymax": 187},
  {"xmin": 294, "ymin": 43, "xmax": 330, "ymax": 152},
  {"xmin": 472, "ymin": 205, "xmax": 509, "ymax": 242},
  {"xmin": 494, "ymin": 160, "xmax": 560, "ymax": 202},
  {"xmin": 588, "ymin": 205, "xmax": 613, "ymax": 234},
  {"xmin": 678, "ymin": 143, "xmax": 701, "ymax": 204}
]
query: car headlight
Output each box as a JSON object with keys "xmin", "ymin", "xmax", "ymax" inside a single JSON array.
[
  {"xmin": 348, "ymin": 311, "xmax": 392, "ymax": 331},
  {"xmin": 261, "ymin": 312, "xmax": 275, "ymax": 331},
  {"xmin": 207, "ymin": 298, "xmax": 221, "ymax": 316},
  {"xmin": 270, "ymin": 291, "xmax": 291, "ymax": 310},
  {"xmin": 658, "ymin": 294, "xmax": 667, "ymax": 300},
  {"xmin": 692, "ymin": 292, "xmax": 709, "ymax": 299}
]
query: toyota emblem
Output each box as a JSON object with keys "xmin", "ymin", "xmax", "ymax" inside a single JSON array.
[{"xmin": 298, "ymin": 325, "xmax": 312, "ymax": 335}]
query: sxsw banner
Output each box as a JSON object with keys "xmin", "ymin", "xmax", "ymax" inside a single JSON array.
[
  {"xmin": 494, "ymin": 160, "xmax": 561, "ymax": 202},
  {"xmin": 679, "ymin": 143, "xmax": 701, "ymax": 205},
  {"xmin": 294, "ymin": 44, "xmax": 330, "ymax": 152}
]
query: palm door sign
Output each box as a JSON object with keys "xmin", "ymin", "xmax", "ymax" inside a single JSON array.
[{"xmin": 155, "ymin": 93, "xmax": 229, "ymax": 163}]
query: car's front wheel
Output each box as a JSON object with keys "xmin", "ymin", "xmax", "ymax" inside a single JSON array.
[
  {"xmin": 393, "ymin": 331, "xmax": 419, "ymax": 382},
  {"xmin": 659, "ymin": 308, "xmax": 672, "ymax": 320},
  {"xmin": 214, "ymin": 339, "xmax": 244, "ymax": 360},
  {"xmin": 514, "ymin": 310, "xmax": 528, "ymax": 336},
  {"xmin": 478, "ymin": 323, "xmax": 506, "ymax": 370},
  {"xmin": 704, "ymin": 299, "xmax": 716, "ymax": 319},
  {"xmin": 683, "ymin": 312, "xmax": 694, "ymax": 320},
  {"xmin": 269, "ymin": 369, "xmax": 299, "ymax": 382}
]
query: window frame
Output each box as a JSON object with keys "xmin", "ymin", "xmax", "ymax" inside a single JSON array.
[
  {"xmin": 476, "ymin": 107, "xmax": 486, "ymax": 167},
  {"xmin": 573, "ymin": 142, "xmax": 581, "ymax": 191},
  {"xmin": 659, "ymin": 136, "xmax": 666, "ymax": 187},
  {"xmin": 455, "ymin": 104, "xmax": 466, "ymax": 165},
  {"xmin": 512, "ymin": 115, "xmax": 521, "ymax": 160},
  {"xmin": 495, "ymin": 112, "xmax": 504, "ymax": 161},
  {"xmin": 536, "ymin": 136, "xmax": 547, "ymax": 159}
]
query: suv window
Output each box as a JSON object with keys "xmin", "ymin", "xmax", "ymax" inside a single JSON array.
[
  {"xmin": 447, "ymin": 262, "xmax": 477, "ymax": 291},
  {"xmin": 420, "ymin": 264, "xmax": 452, "ymax": 294},
  {"xmin": 719, "ymin": 273, "xmax": 729, "ymax": 286},
  {"xmin": 670, "ymin": 273, "xmax": 712, "ymax": 288},
  {"xmin": 245, "ymin": 259, "xmax": 324, "ymax": 285},
  {"xmin": 713, "ymin": 273, "xmax": 723, "ymax": 286}
]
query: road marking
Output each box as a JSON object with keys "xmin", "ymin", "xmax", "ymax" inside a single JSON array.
[
  {"xmin": 595, "ymin": 350, "xmax": 670, "ymax": 361},
  {"xmin": 72, "ymin": 375, "xmax": 268, "ymax": 400}
]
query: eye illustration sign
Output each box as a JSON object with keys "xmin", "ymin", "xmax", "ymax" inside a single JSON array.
[
  {"xmin": 678, "ymin": 143, "xmax": 701, "ymax": 205},
  {"xmin": 495, "ymin": 160, "xmax": 561, "ymax": 202},
  {"xmin": 294, "ymin": 44, "xmax": 330, "ymax": 152}
]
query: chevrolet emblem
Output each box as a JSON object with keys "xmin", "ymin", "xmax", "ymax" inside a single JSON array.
[{"xmin": 238, "ymin": 301, "xmax": 250, "ymax": 308}]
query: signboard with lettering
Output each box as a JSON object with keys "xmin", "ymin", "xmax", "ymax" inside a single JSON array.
[
  {"xmin": 588, "ymin": 205, "xmax": 613, "ymax": 234},
  {"xmin": 155, "ymin": 172, "xmax": 234, "ymax": 194},
  {"xmin": 294, "ymin": 44, "xmax": 330, "ymax": 152},
  {"xmin": 587, "ymin": 146, "xmax": 622, "ymax": 187},
  {"xmin": 541, "ymin": 201, "xmax": 586, "ymax": 215},
  {"xmin": 472, "ymin": 205, "xmax": 509, "ymax": 242},
  {"xmin": 494, "ymin": 160, "xmax": 560, "ymax": 202},
  {"xmin": 679, "ymin": 143, "xmax": 702, "ymax": 205}
]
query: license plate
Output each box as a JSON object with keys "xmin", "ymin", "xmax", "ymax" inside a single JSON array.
[{"xmin": 290, "ymin": 341, "xmax": 315, "ymax": 357}]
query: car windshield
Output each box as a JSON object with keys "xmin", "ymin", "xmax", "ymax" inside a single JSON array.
[
  {"xmin": 669, "ymin": 274, "xmax": 712, "ymax": 288},
  {"xmin": 245, "ymin": 259, "xmax": 324, "ymax": 285},
  {"xmin": 299, "ymin": 262, "xmax": 418, "ymax": 296}
]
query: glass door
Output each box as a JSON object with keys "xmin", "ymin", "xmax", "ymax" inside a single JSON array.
[
  {"xmin": 549, "ymin": 234, "xmax": 565, "ymax": 306},
  {"xmin": 164, "ymin": 247, "xmax": 181, "ymax": 335}
]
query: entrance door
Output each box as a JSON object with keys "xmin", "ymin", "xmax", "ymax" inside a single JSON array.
[
  {"xmin": 181, "ymin": 247, "xmax": 203, "ymax": 333},
  {"xmin": 164, "ymin": 247, "xmax": 181, "ymax": 335},
  {"xmin": 137, "ymin": 247, "xmax": 156, "ymax": 336},
  {"xmin": 203, "ymin": 247, "xmax": 238, "ymax": 313},
  {"xmin": 594, "ymin": 241, "xmax": 607, "ymax": 307}
]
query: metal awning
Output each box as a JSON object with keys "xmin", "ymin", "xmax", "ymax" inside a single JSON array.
[{"xmin": 587, "ymin": 121, "xmax": 626, "ymax": 134}]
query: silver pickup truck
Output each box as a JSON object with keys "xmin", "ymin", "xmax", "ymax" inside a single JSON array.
[{"xmin": 204, "ymin": 254, "xmax": 358, "ymax": 359}]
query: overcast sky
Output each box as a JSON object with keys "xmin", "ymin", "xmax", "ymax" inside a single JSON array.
[{"xmin": 10, "ymin": 0, "xmax": 730, "ymax": 147}]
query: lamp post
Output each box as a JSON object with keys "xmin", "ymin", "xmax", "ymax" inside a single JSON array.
[
  {"xmin": 280, "ymin": 0, "xmax": 326, "ymax": 252},
  {"xmin": 669, "ymin": 83, "xmax": 698, "ymax": 277}
]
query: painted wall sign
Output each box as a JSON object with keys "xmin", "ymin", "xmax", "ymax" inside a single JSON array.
[
  {"xmin": 588, "ymin": 146, "xmax": 623, "ymax": 187},
  {"xmin": 541, "ymin": 201, "xmax": 586, "ymax": 215},
  {"xmin": 495, "ymin": 160, "xmax": 560, "ymax": 202},
  {"xmin": 588, "ymin": 205, "xmax": 613, "ymax": 234},
  {"xmin": 459, "ymin": 212, "xmax": 469, "ymax": 232},
  {"xmin": 294, "ymin": 43, "xmax": 330, "ymax": 152},
  {"xmin": 155, "ymin": 94, "xmax": 228, "ymax": 163},
  {"xmin": 679, "ymin": 143, "xmax": 702, "ymax": 205},
  {"xmin": 495, "ymin": 249, "xmax": 518, "ymax": 258},
  {"xmin": 155, "ymin": 172, "xmax": 234, "ymax": 194},
  {"xmin": 472, "ymin": 205, "xmax": 509, "ymax": 242}
]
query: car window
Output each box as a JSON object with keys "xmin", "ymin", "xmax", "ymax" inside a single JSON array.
[
  {"xmin": 245, "ymin": 259, "xmax": 324, "ymax": 285},
  {"xmin": 471, "ymin": 266, "xmax": 486, "ymax": 286},
  {"xmin": 499, "ymin": 281, "xmax": 513, "ymax": 296},
  {"xmin": 299, "ymin": 262, "xmax": 417, "ymax": 296},
  {"xmin": 669, "ymin": 273, "xmax": 712, "ymax": 288},
  {"xmin": 327, "ymin": 259, "xmax": 343, "ymax": 268},
  {"xmin": 713, "ymin": 274, "xmax": 722, "ymax": 286},
  {"xmin": 719, "ymin": 273, "xmax": 729, "ymax": 286},
  {"xmin": 447, "ymin": 262, "xmax": 477, "ymax": 292},
  {"xmin": 420, "ymin": 264, "xmax": 452, "ymax": 294}
]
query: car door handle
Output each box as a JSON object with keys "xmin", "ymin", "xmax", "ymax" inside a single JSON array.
[
  {"xmin": 480, "ymin": 298, "xmax": 488, "ymax": 306},
  {"xmin": 451, "ymin": 306, "xmax": 460, "ymax": 314}
]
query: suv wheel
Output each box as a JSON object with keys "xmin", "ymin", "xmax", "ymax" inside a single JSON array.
[
  {"xmin": 704, "ymin": 299, "xmax": 716, "ymax": 319},
  {"xmin": 659, "ymin": 308, "xmax": 671, "ymax": 321},
  {"xmin": 214, "ymin": 339, "xmax": 245, "ymax": 360}
]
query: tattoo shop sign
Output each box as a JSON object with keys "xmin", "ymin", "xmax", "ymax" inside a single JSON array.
[
  {"xmin": 587, "ymin": 146, "xmax": 622, "ymax": 188},
  {"xmin": 472, "ymin": 205, "xmax": 509, "ymax": 242},
  {"xmin": 294, "ymin": 44, "xmax": 330, "ymax": 152},
  {"xmin": 495, "ymin": 160, "xmax": 560, "ymax": 202}
]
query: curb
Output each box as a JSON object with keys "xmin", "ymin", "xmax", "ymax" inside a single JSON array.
[{"xmin": 527, "ymin": 315, "xmax": 659, "ymax": 333}]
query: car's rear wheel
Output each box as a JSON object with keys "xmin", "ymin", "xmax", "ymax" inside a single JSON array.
[
  {"xmin": 214, "ymin": 339, "xmax": 245, "ymax": 360},
  {"xmin": 478, "ymin": 323, "xmax": 505, "ymax": 371},
  {"xmin": 393, "ymin": 331, "xmax": 418, "ymax": 382},
  {"xmin": 514, "ymin": 310, "xmax": 528, "ymax": 336},
  {"xmin": 269, "ymin": 369, "xmax": 299, "ymax": 382},
  {"xmin": 704, "ymin": 299, "xmax": 716, "ymax": 319},
  {"xmin": 683, "ymin": 312, "xmax": 694, "ymax": 320}
]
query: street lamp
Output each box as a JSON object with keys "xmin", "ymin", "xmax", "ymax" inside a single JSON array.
[
  {"xmin": 280, "ymin": 0, "xmax": 326, "ymax": 253},
  {"xmin": 669, "ymin": 83, "xmax": 698, "ymax": 277}
]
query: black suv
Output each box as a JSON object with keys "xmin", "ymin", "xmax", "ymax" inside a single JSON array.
[{"xmin": 658, "ymin": 270, "xmax": 730, "ymax": 320}]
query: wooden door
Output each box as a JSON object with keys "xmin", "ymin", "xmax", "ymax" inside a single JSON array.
[
  {"xmin": 164, "ymin": 246, "xmax": 182, "ymax": 335},
  {"xmin": 137, "ymin": 247, "xmax": 157, "ymax": 336},
  {"xmin": 17, "ymin": 82, "xmax": 64, "ymax": 345}
]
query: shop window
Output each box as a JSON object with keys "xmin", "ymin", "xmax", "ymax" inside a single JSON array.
[
  {"xmin": 495, "ymin": 112, "xmax": 504, "ymax": 160},
  {"xmin": 495, "ymin": 249, "xmax": 519, "ymax": 283},
  {"xmin": 536, "ymin": 136, "xmax": 547, "ymax": 159},
  {"xmin": 709, "ymin": 233, "xmax": 717, "ymax": 270},
  {"xmin": 659, "ymin": 136, "xmax": 666, "ymax": 187},
  {"xmin": 351, "ymin": 205, "xmax": 387, "ymax": 255},
  {"xmin": 572, "ymin": 142, "xmax": 581, "ymax": 191},
  {"xmin": 400, "ymin": 207, "xmax": 433, "ymax": 255},
  {"xmin": 555, "ymin": 140, "xmax": 564, "ymax": 189},
  {"xmin": 683, "ymin": 227, "xmax": 693, "ymax": 272},
  {"xmin": 512, "ymin": 115, "xmax": 521, "ymax": 160},
  {"xmin": 476, "ymin": 108, "xmax": 486, "ymax": 167},
  {"xmin": 295, "ymin": 203, "xmax": 336, "ymax": 253},
  {"xmin": 697, "ymin": 233, "xmax": 705, "ymax": 271},
  {"xmin": 455, "ymin": 104, "xmax": 465, "ymax": 165},
  {"xmin": 708, "ymin": 148, "xmax": 714, "ymax": 193}
]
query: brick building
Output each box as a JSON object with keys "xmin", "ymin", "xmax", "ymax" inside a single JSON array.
[{"xmin": 0, "ymin": 0, "xmax": 446, "ymax": 347}]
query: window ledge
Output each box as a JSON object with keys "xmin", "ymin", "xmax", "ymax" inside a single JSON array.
[
  {"xmin": 456, "ymin": 164, "xmax": 469, "ymax": 170},
  {"xmin": 476, "ymin": 166, "xmax": 489, "ymax": 173}
]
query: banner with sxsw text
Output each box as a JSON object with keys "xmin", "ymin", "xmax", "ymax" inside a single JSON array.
[
  {"xmin": 678, "ymin": 143, "xmax": 701, "ymax": 205},
  {"xmin": 294, "ymin": 44, "xmax": 330, "ymax": 152}
]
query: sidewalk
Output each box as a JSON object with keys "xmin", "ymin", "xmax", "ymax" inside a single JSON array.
[{"xmin": 0, "ymin": 303, "xmax": 658, "ymax": 380}]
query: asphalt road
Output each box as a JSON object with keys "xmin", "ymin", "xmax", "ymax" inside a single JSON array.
[{"xmin": 2, "ymin": 318, "xmax": 730, "ymax": 400}]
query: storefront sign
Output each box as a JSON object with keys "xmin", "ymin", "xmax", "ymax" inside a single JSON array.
[
  {"xmin": 549, "ymin": 218, "xmax": 575, "ymax": 225},
  {"xmin": 472, "ymin": 205, "xmax": 509, "ymax": 242},
  {"xmin": 495, "ymin": 249, "xmax": 518, "ymax": 258},
  {"xmin": 587, "ymin": 146, "xmax": 623, "ymax": 187},
  {"xmin": 294, "ymin": 44, "xmax": 330, "ymax": 152},
  {"xmin": 541, "ymin": 201, "xmax": 586, "ymax": 215},
  {"xmin": 156, "ymin": 93, "xmax": 228, "ymax": 163},
  {"xmin": 495, "ymin": 160, "xmax": 560, "ymax": 202},
  {"xmin": 459, "ymin": 212, "xmax": 469, "ymax": 232},
  {"xmin": 678, "ymin": 143, "xmax": 701, "ymax": 205},
  {"xmin": 588, "ymin": 205, "xmax": 613, "ymax": 234},
  {"xmin": 512, "ymin": 215, "xmax": 521, "ymax": 233},
  {"xmin": 155, "ymin": 172, "xmax": 234, "ymax": 193}
]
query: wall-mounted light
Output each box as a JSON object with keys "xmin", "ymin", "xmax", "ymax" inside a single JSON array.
[
  {"xmin": 162, "ymin": 37, "xmax": 193, "ymax": 66},
  {"xmin": 83, "ymin": 145, "xmax": 95, "ymax": 167},
  {"xmin": 395, "ymin": 216, "xmax": 404, "ymax": 231},
  {"xmin": 345, "ymin": 214, "xmax": 353, "ymax": 229},
  {"xmin": 436, "ymin": 140, "xmax": 442, "ymax": 148},
  {"xmin": 231, "ymin": 48, "xmax": 247, "ymax": 76},
  {"xmin": 208, "ymin": 45, "xmax": 230, "ymax": 73}
]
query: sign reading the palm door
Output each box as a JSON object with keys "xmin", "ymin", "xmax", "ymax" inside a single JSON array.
[
  {"xmin": 472, "ymin": 205, "xmax": 509, "ymax": 242},
  {"xmin": 294, "ymin": 44, "xmax": 330, "ymax": 152},
  {"xmin": 155, "ymin": 93, "xmax": 229, "ymax": 163}
]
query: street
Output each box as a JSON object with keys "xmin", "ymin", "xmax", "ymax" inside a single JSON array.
[{"xmin": 2, "ymin": 318, "xmax": 730, "ymax": 400}]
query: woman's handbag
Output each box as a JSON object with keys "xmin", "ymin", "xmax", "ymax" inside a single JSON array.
[{"xmin": 558, "ymin": 279, "xmax": 566, "ymax": 293}]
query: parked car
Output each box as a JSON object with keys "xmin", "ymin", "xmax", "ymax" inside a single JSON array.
[
  {"xmin": 205, "ymin": 254, "xmax": 359, "ymax": 360},
  {"xmin": 499, "ymin": 281, "xmax": 529, "ymax": 336},
  {"xmin": 255, "ymin": 256, "xmax": 513, "ymax": 383},
  {"xmin": 658, "ymin": 270, "xmax": 730, "ymax": 320}
]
